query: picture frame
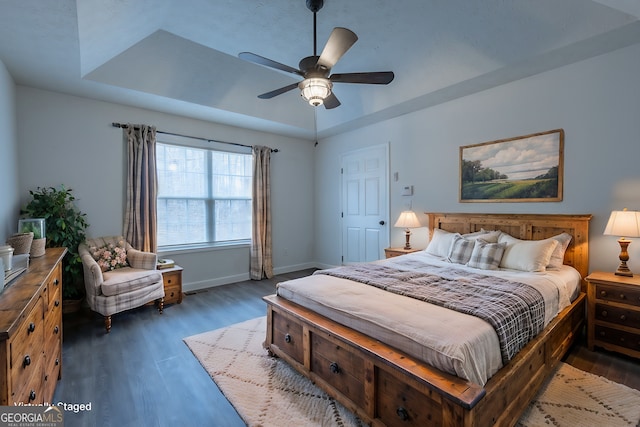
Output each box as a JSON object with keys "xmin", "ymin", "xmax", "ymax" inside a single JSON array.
[{"xmin": 459, "ymin": 129, "xmax": 564, "ymax": 203}]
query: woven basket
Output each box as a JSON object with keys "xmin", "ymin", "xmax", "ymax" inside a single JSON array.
[
  {"xmin": 30, "ymin": 238, "xmax": 46, "ymax": 258},
  {"xmin": 7, "ymin": 232, "xmax": 34, "ymax": 255}
]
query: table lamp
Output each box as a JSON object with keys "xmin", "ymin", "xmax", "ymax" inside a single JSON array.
[
  {"xmin": 603, "ymin": 208, "xmax": 640, "ymax": 276},
  {"xmin": 394, "ymin": 211, "xmax": 422, "ymax": 249}
]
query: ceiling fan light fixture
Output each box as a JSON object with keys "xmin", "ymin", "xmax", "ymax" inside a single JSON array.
[{"xmin": 299, "ymin": 78, "xmax": 332, "ymax": 106}]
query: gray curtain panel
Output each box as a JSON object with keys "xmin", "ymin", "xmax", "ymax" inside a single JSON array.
[
  {"xmin": 124, "ymin": 124, "xmax": 158, "ymax": 253},
  {"xmin": 250, "ymin": 145, "xmax": 273, "ymax": 280}
]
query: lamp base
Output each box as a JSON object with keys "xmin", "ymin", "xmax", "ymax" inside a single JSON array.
[
  {"xmin": 615, "ymin": 238, "xmax": 634, "ymax": 277},
  {"xmin": 404, "ymin": 230, "xmax": 412, "ymax": 249},
  {"xmin": 615, "ymin": 263, "xmax": 633, "ymax": 277}
]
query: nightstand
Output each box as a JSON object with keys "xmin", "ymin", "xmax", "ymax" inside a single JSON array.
[
  {"xmin": 384, "ymin": 247, "xmax": 422, "ymax": 259},
  {"xmin": 586, "ymin": 271, "xmax": 640, "ymax": 359},
  {"xmin": 159, "ymin": 266, "xmax": 183, "ymax": 304}
]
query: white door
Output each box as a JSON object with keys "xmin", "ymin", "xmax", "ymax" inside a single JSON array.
[{"xmin": 341, "ymin": 144, "xmax": 389, "ymax": 264}]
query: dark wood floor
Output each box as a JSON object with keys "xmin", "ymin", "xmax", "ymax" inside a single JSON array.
[{"xmin": 54, "ymin": 269, "xmax": 640, "ymax": 427}]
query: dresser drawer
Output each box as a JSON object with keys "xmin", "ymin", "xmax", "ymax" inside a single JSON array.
[
  {"xmin": 594, "ymin": 283, "xmax": 640, "ymax": 304},
  {"xmin": 310, "ymin": 333, "xmax": 365, "ymax": 408},
  {"xmin": 272, "ymin": 311, "xmax": 304, "ymax": 364},
  {"xmin": 594, "ymin": 325, "xmax": 640, "ymax": 352},
  {"xmin": 595, "ymin": 303, "xmax": 640, "ymax": 327},
  {"xmin": 44, "ymin": 289, "xmax": 62, "ymax": 357},
  {"xmin": 10, "ymin": 301, "xmax": 44, "ymax": 371},
  {"xmin": 12, "ymin": 366, "xmax": 44, "ymax": 405},
  {"xmin": 164, "ymin": 282, "xmax": 181, "ymax": 304},
  {"xmin": 376, "ymin": 368, "xmax": 442, "ymax": 426},
  {"xmin": 43, "ymin": 348, "xmax": 62, "ymax": 404}
]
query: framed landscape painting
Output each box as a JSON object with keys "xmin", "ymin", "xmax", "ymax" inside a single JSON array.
[{"xmin": 459, "ymin": 129, "xmax": 564, "ymax": 202}]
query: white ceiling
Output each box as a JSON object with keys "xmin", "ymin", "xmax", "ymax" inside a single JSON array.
[{"xmin": 1, "ymin": 0, "xmax": 640, "ymax": 140}]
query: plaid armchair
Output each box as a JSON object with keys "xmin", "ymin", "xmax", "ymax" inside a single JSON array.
[{"xmin": 78, "ymin": 236, "xmax": 164, "ymax": 333}]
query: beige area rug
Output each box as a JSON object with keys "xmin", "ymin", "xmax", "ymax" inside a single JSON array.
[{"xmin": 184, "ymin": 317, "xmax": 640, "ymax": 427}]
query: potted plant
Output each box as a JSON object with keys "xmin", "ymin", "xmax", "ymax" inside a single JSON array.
[
  {"xmin": 18, "ymin": 218, "xmax": 46, "ymax": 257},
  {"xmin": 22, "ymin": 186, "xmax": 89, "ymax": 303}
]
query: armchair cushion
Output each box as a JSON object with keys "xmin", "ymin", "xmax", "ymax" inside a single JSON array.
[
  {"xmin": 101, "ymin": 267, "xmax": 163, "ymax": 297},
  {"xmin": 88, "ymin": 240, "xmax": 129, "ymax": 272}
]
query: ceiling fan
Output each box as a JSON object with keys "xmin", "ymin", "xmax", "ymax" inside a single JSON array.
[{"xmin": 238, "ymin": 0, "xmax": 394, "ymax": 109}]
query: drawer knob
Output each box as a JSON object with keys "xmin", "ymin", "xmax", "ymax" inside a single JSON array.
[
  {"xmin": 396, "ymin": 407, "xmax": 410, "ymax": 421},
  {"xmin": 54, "ymin": 278, "xmax": 59, "ymax": 286},
  {"xmin": 620, "ymin": 315, "xmax": 627, "ymax": 321},
  {"xmin": 284, "ymin": 334, "xmax": 292, "ymax": 344},
  {"xmin": 329, "ymin": 362, "xmax": 341, "ymax": 374},
  {"xmin": 601, "ymin": 310, "xmax": 608, "ymax": 317},
  {"xmin": 23, "ymin": 355, "xmax": 31, "ymax": 368},
  {"xmin": 600, "ymin": 290, "xmax": 607, "ymax": 297},
  {"xmin": 28, "ymin": 322, "xmax": 35, "ymax": 333},
  {"xmin": 54, "ymin": 300, "xmax": 60, "ymax": 307},
  {"xmin": 29, "ymin": 390, "xmax": 36, "ymax": 401},
  {"xmin": 620, "ymin": 293, "xmax": 626, "ymax": 300},
  {"xmin": 55, "ymin": 358, "xmax": 60, "ymax": 366},
  {"xmin": 600, "ymin": 331, "xmax": 606, "ymax": 337},
  {"xmin": 54, "ymin": 325, "xmax": 59, "ymax": 334}
]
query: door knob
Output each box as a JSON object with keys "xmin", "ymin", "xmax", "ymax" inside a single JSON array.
[{"xmin": 379, "ymin": 220, "xmax": 385, "ymax": 225}]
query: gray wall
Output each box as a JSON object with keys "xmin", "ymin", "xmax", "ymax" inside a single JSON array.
[
  {"xmin": 15, "ymin": 87, "xmax": 315, "ymax": 291},
  {"xmin": 0, "ymin": 59, "xmax": 19, "ymax": 244},
  {"xmin": 5, "ymin": 41, "xmax": 640, "ymax": 287},
  {"xmin": 315, "ymin": 42, "xmax": 640, "ymax": 274}
]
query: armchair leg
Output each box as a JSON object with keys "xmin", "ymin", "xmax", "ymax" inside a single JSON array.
[
  {"xmin": 157, "ymin": 298, "xmax": 164, "ymax": 314},
  {"xmin": 104, "ymin": 316, "xmax": 112, "ymax": 333}
]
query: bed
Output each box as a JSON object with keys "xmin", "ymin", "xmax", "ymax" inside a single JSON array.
[{"xmin": 263, "ymin": 213, "xmax": 591, "ymax": 427}]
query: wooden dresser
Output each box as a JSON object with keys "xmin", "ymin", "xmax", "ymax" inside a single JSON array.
[
  {"xmin": 586, "ymin": 271, "xmax": 640, "ymax": 358},
  {"xmin": 0, "ymin": 247, "xmax": 66, "ymax": 405}
]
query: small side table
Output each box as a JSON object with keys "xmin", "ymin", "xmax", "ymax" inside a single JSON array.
[
  {"xmin": 586, "ymin": 271, "xmax": 640, "ymax": 359},
  {"xmin": 384, "ymin": 247, "xmax": 422, "ymax": 259},
  {"xmin": 159, "ymin": 265, "xmax": 183, "ymax": 304}
]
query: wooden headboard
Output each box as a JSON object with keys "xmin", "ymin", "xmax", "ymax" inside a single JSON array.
[{"xmin": 426, "ymin": 213, "xmax": 592, "ymax": 288}]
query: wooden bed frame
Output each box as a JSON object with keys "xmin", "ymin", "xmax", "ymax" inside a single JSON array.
[{"xmin": 263, "ymin": 213, "xmax": 591, "ymax": 427}]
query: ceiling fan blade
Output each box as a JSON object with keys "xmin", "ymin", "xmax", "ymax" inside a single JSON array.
[
  {"xmin": 317, "ymin": 27, "xmax": 358, "ymax": 70},
  {"xmin": 257, "ymin": 83, "xmax": 300, "ymax": 99},
  {"xmin": 331, "ymin": 71, "xmax": 395, "ymax": 85},
  {"xmin": 239, "ymin": 52, "xmax": 303, "ymax": 76},
  {"xmin": 323, "ymin": 92, "xmax": 341, "ymax": 109}
]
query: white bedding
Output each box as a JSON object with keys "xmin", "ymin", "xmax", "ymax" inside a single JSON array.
[{"xmin": 276, "ymin": 251, "xmax": 581, "ymax": 386}]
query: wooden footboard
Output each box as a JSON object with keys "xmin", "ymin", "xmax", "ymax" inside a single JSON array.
[{"xmin": 263, "ymin": 292, "xmax": 586, "ymax": 427}]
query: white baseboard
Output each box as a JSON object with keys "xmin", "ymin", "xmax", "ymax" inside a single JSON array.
[{"xmin": 182, "ymin": 262, "xmax": 328, "ymax": 293}]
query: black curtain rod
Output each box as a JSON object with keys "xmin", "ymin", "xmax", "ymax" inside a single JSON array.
[{"xmin": 111, "ymin": 122, "xmax": 279, "ymax": 152}]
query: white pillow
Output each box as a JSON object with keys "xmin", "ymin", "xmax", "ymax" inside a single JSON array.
[
  {"xmin": 460, "ymin": 229, "xmax": 501, "ymax": 242},
  {"xmin": 426, "ymin": 229, "xmax": 456, "ymax": 257},
  {"xmin": 498, "ymin": 233, "xmax": 559, "ymax": 272},
  {"xmin": 547, "ymin": 233, "xmax": 573, "ymax": 269}
]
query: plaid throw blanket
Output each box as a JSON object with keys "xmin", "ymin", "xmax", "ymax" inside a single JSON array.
[{"xmin": 314, "ymin": 264, "xmax": 545, "ymax": 363}]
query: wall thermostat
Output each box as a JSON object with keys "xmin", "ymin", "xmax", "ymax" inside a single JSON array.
[{"xmin": 401, "ymin": 185, "xmax": 413, "ymax": 196}]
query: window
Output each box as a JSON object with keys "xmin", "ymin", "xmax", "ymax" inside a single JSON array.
[{"xmin": 156, "ymin": 142, "xmax": 252, "ymax": 248}]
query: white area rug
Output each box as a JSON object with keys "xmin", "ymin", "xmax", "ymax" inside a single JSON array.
[{"xmin": 184, "ymin": 317, "xmax": 640, "ymax": 427}]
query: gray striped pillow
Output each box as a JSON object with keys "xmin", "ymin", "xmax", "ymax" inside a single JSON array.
[
  {"xmin": 466, "ymin": 240, "xmax": 507, "ymax": 270},
  {"xmin": 447, "ymin": 234, "xmax": 476, "ymax": 264}
]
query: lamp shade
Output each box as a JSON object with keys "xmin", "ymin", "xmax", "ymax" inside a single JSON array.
[
  {"xmin": 603, "ymin": 209, "xmax": 640, "ymax": 238},
  {"xmin": 394, "ymin": 211, "xmax": 421, "ymax": 229}
]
